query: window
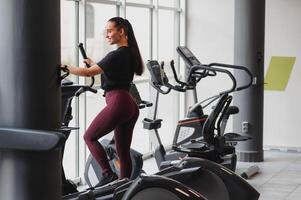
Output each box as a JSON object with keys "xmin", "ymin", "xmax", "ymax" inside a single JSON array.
[
  {"xmin": 126, "ymin": 6, "xmax": 151, "ymax": 78},
  {"xmin": 61, "ymin": 0, "xmax": 77, "ymax": 179},
  {"xmin": 159, "ymin": 0, "xmax": 176, "ymax": 7},
  {"xmin": 85, "ymin": 2, "xmax": 117, "ymax": 86},
  {"xmin": 126, "ymin": 0, "xmax": 151, "ymax": 4},
  {"xmin": 158, "ymin": 9, "xmax": 176, "ymax": 75},
  {"xmin": 86, "ymin": 3, "xmax": 95, "ymax": 38},
  {"xmin": 61, "ymin": 1, "xmax": 77, "ymax": 82}
]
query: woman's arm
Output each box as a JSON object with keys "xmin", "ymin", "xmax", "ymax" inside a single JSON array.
[{"xmin": 61, "ymin": 58, "xmax": 103, "ymax": 77}]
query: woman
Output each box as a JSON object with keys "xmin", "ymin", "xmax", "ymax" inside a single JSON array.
[{"xmin": 61, "ymin": 17, "xmax": 144, "ymax": 187}]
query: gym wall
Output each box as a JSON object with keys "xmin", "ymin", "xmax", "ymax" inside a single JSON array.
[
  {"xmin": 187, "ymin": 0, "xmax": 301, "ymax": 150},
  {"xmin": 186, "ymin": 0, "xmax": 235, "ymax": 133},
  {"xmin": 264, "ymin": 0, "xmax": 301, "ymax": 150}
]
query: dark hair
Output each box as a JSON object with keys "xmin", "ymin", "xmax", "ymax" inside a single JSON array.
[{"xmin": 108, "ymin": 17, "xmax": 144, "ymax": 76}]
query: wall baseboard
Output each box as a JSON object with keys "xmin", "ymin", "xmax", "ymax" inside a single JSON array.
[{"xmin": 263, "ymin": 145, "xmax": 301, "ymax": 153}]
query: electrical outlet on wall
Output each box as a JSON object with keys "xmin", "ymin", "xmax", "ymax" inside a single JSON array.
[{"xmin": 242, "ymin": 121, "xmax": 249, "ymax": 133}]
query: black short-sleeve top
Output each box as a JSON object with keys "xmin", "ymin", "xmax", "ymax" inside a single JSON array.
[{"xmin": 97, "ymin": 46, "xmax": 135, "ymax": 91}]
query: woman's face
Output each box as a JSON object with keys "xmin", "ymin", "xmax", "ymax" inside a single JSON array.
[{"xmin": 105, "ymin": 21, "xmax": 123, "ymax": 45}]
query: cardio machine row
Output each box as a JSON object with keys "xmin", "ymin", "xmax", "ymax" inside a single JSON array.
[
  {"xmin": 60, "ymin": 46, "xmax": 259, "ymax": 200},
  {"xmin": 61, "ymin": 75, "xmax": 259, "ymax": 200}
]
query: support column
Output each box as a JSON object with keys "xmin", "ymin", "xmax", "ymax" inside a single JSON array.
[
  {"xmin": 0, "ymin": 1, "xmax": 62, "ymax": 199},
  {"xmin": 233, "ymin": 0, "xmax": 265, "ymax": 162},
  {"xmin": 0, "ymin": 0, "xmax": 61, "ymax": 130}
]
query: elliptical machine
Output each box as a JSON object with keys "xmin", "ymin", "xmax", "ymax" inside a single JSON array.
[
  {"xmin": 143, "ymin": 46, "xmax": 253, "ymax": 171},
  {"xmin": 173, "ymin": 46, "xmax": 253, "ymax": 167},
  {"xmin": 174, "ymin": 46, "xmax": 241, "ymax": 145}
]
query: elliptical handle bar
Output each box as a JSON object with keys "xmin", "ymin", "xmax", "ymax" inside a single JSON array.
[
  {"xmin": 78, "ymin": 43, "xmax": 89, "ymax": 60},
  {"xmin": 169, "ymin": 60, "xmax": 188, "ymax": 87},
  {"xmin": 59, "ymin": 68, "xmax": 70, "ymax": 81},
  {"xmin": 75, "ymin": 86, "xmax": 97, "ymax": 97},
  {"xmin": 151, "ymin": 82, "xmax": 172, "ymax": 95},
  {"xmin": 78, "ymin": 43, "xmax": 95, "ymax": 88},
  {"xmin": 76, "ymin": 43, "xmax": 97, "ymax": 96},
  {"xmin": 158, "ymin": 60, "xmax": 193, "ymax": 92},
  {"xmin": 146, "ymin": 60, "xmax": 172, "ymax": 94},
  {"xmin": 189, "ymin": 65, "xmax": 237, "ymax": 95},
  {"xmin": 169, "ymin": 60, "xmax": 209, "ymax": 91},
  {"xmin": 208, "ymin": 63, "xmax": 253, "ymax": 92},
  {"xmin": 165, "ymin": 82, "xmax": 186, "ymax": 92}
]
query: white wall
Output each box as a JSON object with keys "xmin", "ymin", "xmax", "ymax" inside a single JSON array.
[
  {"xmin": 264, "ymin": 0, "xmax": 301, "ymax": 149},
  {"xmin": 187, "ymin": 0, "xmax": 301, "ymax": 149}
]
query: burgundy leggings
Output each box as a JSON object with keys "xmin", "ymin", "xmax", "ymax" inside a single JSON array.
[{"xmin": 84, "ymin": 89, "xmax": 139, "ymax": 179}]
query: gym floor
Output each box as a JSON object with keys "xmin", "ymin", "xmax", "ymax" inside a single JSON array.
[{"xmin": 143, "ymin": 150, "xmax": 301, "ymax": 200}]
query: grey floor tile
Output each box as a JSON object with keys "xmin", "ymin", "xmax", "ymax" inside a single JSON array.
[
  {"xmin": 269, "ymin": 171, "xmax": 301, "ymax": 185},
  {"xmin": 285, "ymin": 192, "xmax": 301, "ymax": 200},
  {"xmin": 293, "ymin": 185, "xmax": 301, "ymax": 192},
  {"xmin": 245, "ymin": 173, "xmax": 275, "ymax": 187},
  {"xmin": 258, "ymin": 190, "xmax": 290, "ymax": 200},
  {"xmin": 285, "ymin": 185, "xmax": 301, "ymax": 199},
  {"xmin": 259, "ymin": 182, "xmax": 299, "ymax": 193},
  {"xmin": 287, "ymin": 162, "xmax": 301, "ymax": 171},
  {"xmin": 293, "ymin": 156, "xmax": 301, "ymax": 163}
]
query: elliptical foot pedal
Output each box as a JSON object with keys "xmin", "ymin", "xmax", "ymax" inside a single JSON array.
[{"xmin": 180, "ymin": 139, "xmax": 207, "ymax": 151}]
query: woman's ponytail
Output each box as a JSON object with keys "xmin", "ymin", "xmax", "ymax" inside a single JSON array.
[{"xmin": 108, "ymin": 17, "xmax": 144, "ymax": 76}]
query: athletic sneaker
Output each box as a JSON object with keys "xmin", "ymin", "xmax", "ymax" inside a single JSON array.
[{"xmin": 94, "ymin": 172, "xmax": 118, "ymax": 188}]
